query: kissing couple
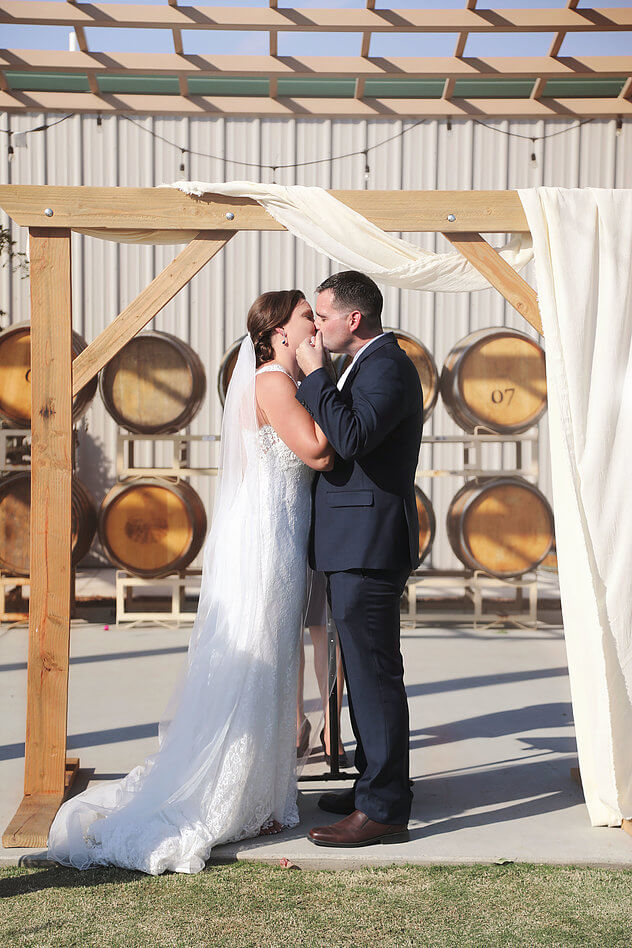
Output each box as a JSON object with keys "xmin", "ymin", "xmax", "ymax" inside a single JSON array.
[{"xmin": 47, "ymin": 270, "xmax": 424, "ymax": 875}]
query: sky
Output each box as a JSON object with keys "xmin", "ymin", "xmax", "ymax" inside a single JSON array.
[{"xmin": 2, "ymin": 0, "xmax": 631, "ymax": 58}]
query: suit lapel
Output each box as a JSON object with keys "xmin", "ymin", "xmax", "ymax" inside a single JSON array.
[{"xmin": 340, "ymin": 332, "xmax": 397, "ymax": 396}]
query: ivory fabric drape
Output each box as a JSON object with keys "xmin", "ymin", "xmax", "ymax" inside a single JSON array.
[
  {"xmin": 165, "ymin": 180, "xmax": 534, "ymax": 292},
  {"xmin": 519, "ymin": 188, "xmax": 632, "ymax": 827}
]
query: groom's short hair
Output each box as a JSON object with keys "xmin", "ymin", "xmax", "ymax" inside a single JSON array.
[{"xmin": 316, "ymin": 271, "xmax": 383, "ymax": 332}]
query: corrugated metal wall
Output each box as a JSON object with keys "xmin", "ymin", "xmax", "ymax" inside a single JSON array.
[{"xmin": 1, "ymin": 114, "xmax": 630, "ymax": 569}]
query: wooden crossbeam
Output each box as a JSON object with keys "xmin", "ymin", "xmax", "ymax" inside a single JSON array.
[
  {"xmin": 1, "ymin": 51, "xmax": 629, "ymax": 80},
  {"xmin": 71, "ymin": 231, "xmax": 234, "ymax": 395},
  {"xmin": 442, "ymin": 231, "xmax": 542, "ymax": 335},
  {"xmin": 3, "ymin": 4, "xmax": 631, "ymax": 33},
  {"xmin": 0, "ymin": 186, "xmax": 532, "ymax": 233},
  {"xmin": 1, "ymin": 91, "xmax": 630, "ymax": 119}
]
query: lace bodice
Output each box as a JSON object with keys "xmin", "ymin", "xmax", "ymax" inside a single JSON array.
[{"xmin": 255, "ymin": 364, "xmax": 307, "ymax": 472}]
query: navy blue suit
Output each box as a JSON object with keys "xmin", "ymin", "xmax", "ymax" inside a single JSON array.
[{"xmin": 296, "ymin": 332, "xmax": 423, "ymax": 824}]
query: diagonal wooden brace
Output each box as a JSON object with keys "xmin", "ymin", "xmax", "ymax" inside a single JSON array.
[
  {"xmin": 72, "ymin": 231, "xmax": 235, "ymax": 396},
  {"xmin": 442, "ymin": 231, "xmax": 543, "ymax": 335}
]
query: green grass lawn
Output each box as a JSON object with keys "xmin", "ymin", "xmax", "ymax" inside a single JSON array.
[{"xmin": 1, "ymin": 862, "xmax": 631, "ymax": 947}]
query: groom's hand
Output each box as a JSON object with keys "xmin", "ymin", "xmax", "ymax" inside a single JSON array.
[{"xmin": 296, "ymin": 330, "xmax": 328, "ymax": 376}]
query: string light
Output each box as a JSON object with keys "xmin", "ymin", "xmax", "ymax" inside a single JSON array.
[{"xmin": 0, "ymin": 111, "xmax": 621, "ymax": 176}]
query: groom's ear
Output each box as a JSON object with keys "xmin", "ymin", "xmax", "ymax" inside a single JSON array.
[{"xmin": 348, "ymin": 310, "xmax": 362, "ymax": 332}]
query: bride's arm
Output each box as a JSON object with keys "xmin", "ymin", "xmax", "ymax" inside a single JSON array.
[{"xmin": 255, "ymin": 373, "xmax": 335, "ymax": 471}]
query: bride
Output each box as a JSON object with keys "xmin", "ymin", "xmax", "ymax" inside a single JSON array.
[{"xmin": 46, "ymin": 289, "xmax": 334, "ymax": 875}]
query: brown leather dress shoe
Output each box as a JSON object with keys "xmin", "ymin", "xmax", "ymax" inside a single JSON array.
[{"xmin": 308, "ymin": 809, "xmax": 409, "ymax": 848}]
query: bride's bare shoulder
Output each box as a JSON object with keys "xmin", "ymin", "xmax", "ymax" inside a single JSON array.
[{"xmin": 255, "ymin": 367, "xmax": 297, "ymax": 395}]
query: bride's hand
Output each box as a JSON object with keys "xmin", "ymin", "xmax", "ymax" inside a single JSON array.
[{"xmin": 296, "ymin": 330, "xmax": 327, "ymax": 376}]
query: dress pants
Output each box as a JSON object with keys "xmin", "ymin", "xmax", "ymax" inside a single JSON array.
[{"xmin": 325, "ymin": 566, "xmax": 412, "ymax": 826}]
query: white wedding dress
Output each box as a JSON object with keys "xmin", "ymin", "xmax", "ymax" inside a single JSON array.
[{"xmin": 47, "ymin": 344, "xmax": 314, "ymax": 875}]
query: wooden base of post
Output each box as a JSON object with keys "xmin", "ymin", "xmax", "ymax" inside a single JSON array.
[{"xmin": 2, "ymin": 758, "xmax": 80, "ymax": 848}]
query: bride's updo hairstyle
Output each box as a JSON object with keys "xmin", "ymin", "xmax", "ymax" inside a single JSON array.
[{"xmin": 247, "ymin": 290, "xmax": 305, "ymax": 367}]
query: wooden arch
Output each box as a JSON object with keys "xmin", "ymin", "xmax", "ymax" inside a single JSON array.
[{"xmin": 0, "ymin": 185, "xmax": 541, "ymax": 847}]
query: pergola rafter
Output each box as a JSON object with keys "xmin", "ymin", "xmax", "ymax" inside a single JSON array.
[
  {"xmin": 2, "ymin": 52, "xmax": 630, "ymax": 81},
  {"xmin": 0, "ymin": 184, "xmax": 542, "ymax": 848},
  {"xmin": 4, "ymin": 4, "xmax": 631, "ymax": 32},
  {"xmin": 0, "ymin": 2, "xmax": 630, "ymax": 119}
]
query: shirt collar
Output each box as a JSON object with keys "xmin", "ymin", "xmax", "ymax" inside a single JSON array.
[{"xmin": 336, "ymin": 333, "xmax": 387, "ymax": 390}]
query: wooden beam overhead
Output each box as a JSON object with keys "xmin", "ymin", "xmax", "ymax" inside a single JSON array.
[
  {"xmin": 1, "ymin": 90, "xmax": 630, "ymax": 119},
  {"xmin": 3, "ymin": 51, "xmax": 630, "ymax": 80},
  {"xmin": 2, "ymin": 4, "xmax": 631, "ymax": 33},
  {"xmin": 0, "ymin": 185, "xmax": 532, "ymax": 233}
]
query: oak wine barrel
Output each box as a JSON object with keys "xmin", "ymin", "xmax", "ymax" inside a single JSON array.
[
  {"xmin": 217, "ymin": 335, "xmax": 245, "ymax": 407},
  {"xmin": 100, "ymin": 330, "xmax": 207, "ymax": 434},
  {"xmin": 334, "ymin": 328, "xmax": 439, "ymax": 421},
  {"xmin": 539, "ymin": 539, "xmax": 558, "ymax": 572},
  {"xmin": 415, "ymin": 485, "xmax": 436, "ymax": 565},
  {"xmin": 440, "ymin": 327, "xmax": 547, "ymax": 434},
  {"xmin": 98, "ymin": 477, "xmax": 207, "ymax": 578},
  {"xmin": 0, "ymin": 321, "xmax": 98, "ymax": 427},
  {"xmin": 0, "ymin": 472, "xmax": 97, "ymax": 576},
  {"xmin": 446, "ymin": 476, "xmax": 554, "ymax": 578}
]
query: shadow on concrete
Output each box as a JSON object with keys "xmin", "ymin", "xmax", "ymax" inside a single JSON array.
[
  {"xmin": 408, "ymin": 702, "xmax": 574, "ymax": 750},
  {"xmin": 0, "ymin": 723, "xmax": 161, "ymax": 762},
  {"xmin": 404, "ymin": 667, "xmax": 569, "ymax": 701},
  {"xmin": 0, "ymin": 645, "xmax": 189, "ymax": 675},
  {"xmin": 406, "ymin": 756, "xmax": 582, "ymax": 841}
]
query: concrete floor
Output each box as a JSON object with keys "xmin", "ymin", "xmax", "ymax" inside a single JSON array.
[{"xmin": 1, "ymin": 581, "xmax": 631, "ymax": 870}]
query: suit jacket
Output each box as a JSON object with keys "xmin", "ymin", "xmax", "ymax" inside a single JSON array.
[{"xmin": 295, "ymin": 332, "xmax": 424, "ymax": 572}]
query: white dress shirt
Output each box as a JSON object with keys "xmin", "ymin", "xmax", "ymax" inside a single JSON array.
[{"xmin": 336, "ymin": 333, "xmax": 387, "ymax": 390}]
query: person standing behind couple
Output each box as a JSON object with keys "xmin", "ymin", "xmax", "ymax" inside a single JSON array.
[{"xmin": 295, "ymin": 270, "xmax": 424, "ymax": 847}]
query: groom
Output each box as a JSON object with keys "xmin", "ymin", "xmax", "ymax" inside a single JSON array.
[{"xmin": 295, "ymin": 270, "xmax": 423, "ymax": 847}]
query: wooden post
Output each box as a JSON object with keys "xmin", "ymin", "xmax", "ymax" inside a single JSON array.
[{"xmin": 3, "ymin": 228, "xmax": 75, "ymax": 848}]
